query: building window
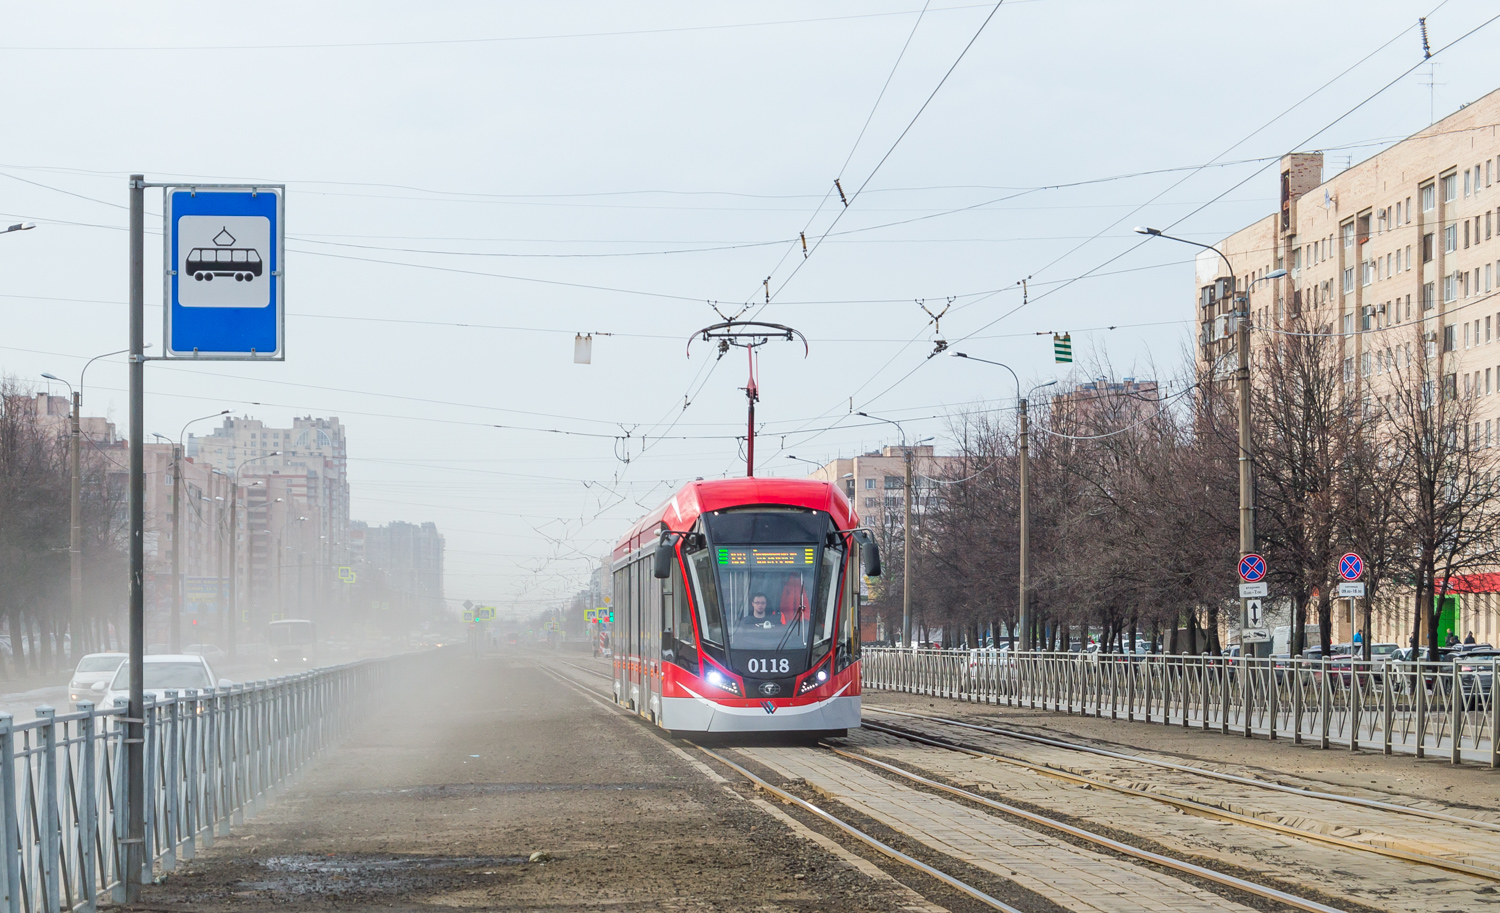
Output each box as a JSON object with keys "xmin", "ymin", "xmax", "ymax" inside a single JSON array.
[
  {"xmin": 1361, "ymin": 352, "xmax": 1372, "ymax": 377},
  {"xmin": 1423, "ymin": 282, "xmax": 1435, "ymax": 310},
  {"xmin": 1443, "ymin": 325, "xmax": 1456, "ymax": 352},
  {"xmin": 1343, "ymin": 267, "xmax": 1354, "ymax": 292},
  {"xmin": 864, "ymin": 478, "xmax": 875, "ymax": 489},
  {"xmin": 1444, "ymin": 273, "xmax": 1457, "ymax": 303},
  {"xmin": 1343, "ymin": 357, "xmax": 1354, "ymax": 383},
  {"xmin": 1423, "ymin": 232, "xmax": 1434, "ymax": 262},
  {"xmin": 1343, "ymin": 222, "xmax": 1355, "ymax": 248},
  {"xmin": 883, "ymin": 475, "xmax": 902, "ymax": 490},
  {"xmin": 1446, "ymin": 225, "xmax": 1458, "ymax": 252},
  {"xmin": 1422, "ymin": 184, "xmax": 1436, "ymax": 211},
  {"xmin": 1443, "ymin": 173, "xmax": 1458, "ymax": 203},
  {"xmin": 1465, "ymin": 170, "xmax": 1472, "ymax": 197}
]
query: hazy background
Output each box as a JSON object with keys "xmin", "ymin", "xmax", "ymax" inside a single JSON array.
[{"xmin": 1, "ymin": 0, "xmax": 1495, "ymax": 614}]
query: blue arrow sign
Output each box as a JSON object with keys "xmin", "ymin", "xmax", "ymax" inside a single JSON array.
[
  {"xmin": 164, "ymin": 186, "xmax": 284, "ymax": 360},
  {"xmin": 1339, "ymin": 553, "xmax": 1363, "ymax": 581},
  {"xmin": 1238, "ymin": 554, "xmax": 1267, "ymax": 583}
]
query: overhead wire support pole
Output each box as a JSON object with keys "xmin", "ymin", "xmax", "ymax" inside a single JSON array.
[
  {"xmin": 856, "ymin": 411, "xmax": 930, "ymax": 650},
  {"xmin": 1136, "ymin": 228, "xmax": 1284, "ymax": 660},
  {"xmin": 126, "ymin": 172, "xmax": 146, "ymax": 901},
  {"xmin": 951, "ymin": 353, "xmax": 1055, "ymax": 651}
]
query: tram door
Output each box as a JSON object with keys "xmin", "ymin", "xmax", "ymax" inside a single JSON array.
[
  {"xmin": 642, "ymin": 561, "xmax": 657, "ymax": 718},
  {"xmin": 629, "ymin": 557, "xmax": 642, "ymax": 709}
]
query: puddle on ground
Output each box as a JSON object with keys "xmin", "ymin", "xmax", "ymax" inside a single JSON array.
[{"xmin": 241, "ymin": 853, "xmax": 527, "ymax": 895}]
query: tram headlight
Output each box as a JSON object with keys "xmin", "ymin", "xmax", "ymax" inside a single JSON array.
[
  {"xmin": 704, "ymin": 668, "xmax": 740, "ymax": 696},
  {"xmin": 799, "ymin": 663, "xmax": 831, "ymax": 695}
]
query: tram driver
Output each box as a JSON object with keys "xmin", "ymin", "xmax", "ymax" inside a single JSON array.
[{"xmin": 738, "ymin": 592, "xmax": 781, "ymax": 630}]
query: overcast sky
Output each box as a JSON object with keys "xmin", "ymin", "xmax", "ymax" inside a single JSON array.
[{"xmin": 2, "ymin": 1, "xmax": 1496, "ymax": 615}]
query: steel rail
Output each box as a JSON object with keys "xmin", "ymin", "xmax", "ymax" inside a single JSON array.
[
  {"xmin": 539, "ymin": 662, "xmax": 1022, "ymax": 912},
  {"xmin": 862, "ymin": 719, "xmax": 1500, "ymax": 883},
  {"xmin": 866, "ymin": 705, "xmax": 1500, "ymax": 833},
  {"xmin": 692, "ymin": 744, "xmax": 1025, "ymax": 913},
  {"xmin": 827, "ymin": 744, "xmax": 1352, "ymax": 913}
]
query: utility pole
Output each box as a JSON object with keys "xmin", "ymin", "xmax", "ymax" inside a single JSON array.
[
  {"xmin": 228, "ymin": 478, "xmax": 237, "ymax": 661},
  {"xmin": 950, "ymin": 354, "xmax": 1055, "ymax": 652},
  {"xmin": 171, "ymin": 443, "xmax": 182, "ymax": 653},
  {"xmin": 1136, "ymin": 227, "xmax": 1284, "ymax": 660},
  {"xmin": 126, "ymin": 172, "xmax": 146, "ymax": 901},
  {"xmin": 69, "ymin": 389, "xmax": 82, "ymax": 658},
  {"xmin": 1018, "ymin": 396, "xmax": 1032, "ymax": 651},
  {"xmin": 903, "ymin": 444, "xmax": 913, "ymax": 649}
]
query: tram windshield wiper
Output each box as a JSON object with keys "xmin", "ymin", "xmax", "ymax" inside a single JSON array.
[{"xmin": 772, "ymin": 601, "xmax": 807, "ymax": 656}]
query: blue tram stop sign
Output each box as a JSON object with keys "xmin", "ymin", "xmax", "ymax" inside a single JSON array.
[{"xmin": 164, "ymin": 185, "xmax": 285, "ymax": 360}]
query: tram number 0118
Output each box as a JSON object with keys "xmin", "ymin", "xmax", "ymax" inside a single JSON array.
[{"xmin": 745, "ymin": 657, "xmax": 790, "ymax": 675}]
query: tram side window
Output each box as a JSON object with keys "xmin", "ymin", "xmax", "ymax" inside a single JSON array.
[
  {"xmin": 686, "ymin": 549, "xmax": 726, "ymax": 645},
  {"xmin": 612, "ymin": 568, "xmax": 626, "ymax": 657},
  {"xmin": 673, "ymin": 558, "xmax": 695, "ymax": 649},
  {"xmin": 838, "ymin": 542, "xmax": 861, "ymax": 670}
]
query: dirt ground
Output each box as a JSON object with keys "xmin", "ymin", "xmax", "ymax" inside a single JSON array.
[
  {"xmin": 865, "ymin": 690, "xmax": 1500, "ymax": 809},
  {"xmin": 124, "ymin": 650, "xmax": 922, "ymax": 912}
]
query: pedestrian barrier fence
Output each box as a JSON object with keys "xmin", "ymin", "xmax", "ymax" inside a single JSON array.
[
  {"xmin": 0, "ymin": 653, "xmax": 417, "ymax": 913},
  {"xmin": 862, "ymin": 648, "xmax": 1499, "ymax": 768}
]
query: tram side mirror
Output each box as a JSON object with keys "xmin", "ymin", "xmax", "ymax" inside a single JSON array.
[
  {"xmin": 653, "ymin": 531, "xmax": 679, "ymax": 579},
  {"xmin": 851, "ymin": 529, "xmax": 881, "ymax": 577}
]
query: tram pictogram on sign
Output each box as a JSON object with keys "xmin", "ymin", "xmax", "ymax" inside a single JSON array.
[{"xmin": 1238, "ymin": 553, "xmax": 1267, "ymax": 583}]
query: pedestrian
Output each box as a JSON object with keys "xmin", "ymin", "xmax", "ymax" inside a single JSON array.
[
  {"xmin": 1353, "ymin": 630, "xmax": 1363, "ymax": 647},
  {"xmin": 1464, "ymin": 631, "xmax": 1477, "ymax": 645},
  {"xmin": 1445, "ymin": 632, "xmax": 1459, "ymax": 648}
]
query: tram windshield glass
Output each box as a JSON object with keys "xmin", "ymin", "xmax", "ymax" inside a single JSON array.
[{"xmin": 686, "ymin": 510, "xmax": 844, "ymax": 678}]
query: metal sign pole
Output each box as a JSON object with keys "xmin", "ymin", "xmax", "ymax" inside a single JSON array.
[{"xmin": 126, "ymin": 173, "xmax": 146, "ymax": 900}]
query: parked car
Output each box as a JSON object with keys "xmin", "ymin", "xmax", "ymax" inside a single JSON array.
[
  {"xmin": 1457, "ymin": 648, "xmax": 1500, "ymax": 706},
  {"xmin": 69, "ymin": 652, "xmax": 126, "ymax": 703},
  {"xmin": 95, "ymin": 654, "xmax": 233, "ymax": 708},
  {"xmin": 184, "ymin": 643, "xmax": 227, "ymax": 664}
]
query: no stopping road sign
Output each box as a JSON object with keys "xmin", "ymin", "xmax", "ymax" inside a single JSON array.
[{"xmin": 1238, "ymin": 554, "xmax": 1267, "ymax": 583}]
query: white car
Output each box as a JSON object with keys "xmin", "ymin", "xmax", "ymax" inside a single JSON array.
[
  {"xmin": 94, "ymin": 654, "xmax": 233, "ymax": 709},
  {"xmin": 70, "ymin": 652, "xmax": 126, "ymax": 704},
  {"xmin": 184, "ymin": 643, "xmax": 228, "ymax": 664}
]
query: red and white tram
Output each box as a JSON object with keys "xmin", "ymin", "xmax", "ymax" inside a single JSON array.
[{"xmin": 610, "ymin": 477, "xmax": 880, "ymax": 734}]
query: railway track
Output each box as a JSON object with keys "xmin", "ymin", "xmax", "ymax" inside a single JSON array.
[
  {"xmin": 861, "ymin": 706, "xmax": 1500, "ymax": 883},
  {"xmin": 544, "ymin": 657, "xmax": 1355, "ymax": 913}
]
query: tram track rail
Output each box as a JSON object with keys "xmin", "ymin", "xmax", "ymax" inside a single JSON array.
[
  {"xmin": 860, "ymin": 717, "xmax": 1500, "ymax": 884},
  {"xmin": 817, "ymin": 743, "xmax": 1350, "ymax": 913},
  {"xmin": 865, "ymin": 705, "xmax": 1500, "ymax": 834},
  {"xmin": 543, "ymin": 657, "xmax": 1356, "ymax": 913}
]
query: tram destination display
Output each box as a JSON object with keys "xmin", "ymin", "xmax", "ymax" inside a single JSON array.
[{"xmin": 716, "ymin": 546, "xmax": 816, "ymax": 567}]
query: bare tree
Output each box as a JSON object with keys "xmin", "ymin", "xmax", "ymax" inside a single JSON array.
[{"xmin": 1382, "ymin": 327, "xmax": 1500, "ymax": 653}]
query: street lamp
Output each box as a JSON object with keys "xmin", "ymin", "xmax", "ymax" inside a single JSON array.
[
  {"xmin": 785, "ymin": 455, "xmax": 827, "ymax": 474},
  {"xmin": 1137, "ymin": 224, "xmax": 1286, "ymax": 660},
  {"xmin": 41, "ymin": 344, "xmax": 151, "ymax": 659},
  {"xmin": 951, "ymin": 353, "xmax": 1056, "ymax": 650},
  {"xmin": 855, "ymin": 413, "xmax": 934, "ymax": 649},
  {"xmin": 169, "ymin": 410, "xmax": 230, "ymax": 652},
  {"xmin": 1, "ymin": 222, "xmax": 36, "ymax": 236}
]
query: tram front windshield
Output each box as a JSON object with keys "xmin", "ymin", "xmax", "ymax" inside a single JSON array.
[{"xmin": 686, "ymin": 510, "xmax": 843, "ymax": 679}]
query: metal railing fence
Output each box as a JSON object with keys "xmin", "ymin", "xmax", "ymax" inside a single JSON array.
[
  {"xmin": 0, "ymin": 652, "xmax": 418, "ymax": 913},
  {"xmin": 862, "ymin": 648, "xmax": 1499, "ymax": 767}
]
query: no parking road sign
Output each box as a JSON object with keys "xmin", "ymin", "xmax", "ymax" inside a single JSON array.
[
  {"xmin": 1339, "ymin": 552, "xmax": 1364, "ymax": 581},
  {"xmin": 1238, "ymin": 554, "xmax": 1267, "ymax": 583},
  {"xmin": 164, "ymin": 185, "xmax": 285, "ymax": 360}
]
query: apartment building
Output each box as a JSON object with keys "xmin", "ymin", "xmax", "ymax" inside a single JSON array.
[
  {"xmin": 1197, "ymin": 88, "xmax": 1500, "ymax": 646},
  {"xmin": 1052, "ymin": 377, "xmax": 1160, "ymax": 427},
  {"xmin": 190, "ymin": 415, "xmax": 351, "ymax": 630}
]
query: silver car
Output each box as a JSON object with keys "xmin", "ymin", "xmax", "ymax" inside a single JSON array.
[{"xmin": 70, "ymin": 653, "xmax": 126, "ymax": 704}]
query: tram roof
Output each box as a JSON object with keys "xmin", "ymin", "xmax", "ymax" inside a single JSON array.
[{"xmin": 616, "ymin": 477, "xmax": 857, "ymax": 552}]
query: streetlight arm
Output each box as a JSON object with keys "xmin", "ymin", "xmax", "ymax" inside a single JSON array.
[
  {"xmin": 951, "ymin": 352, "xmax": 1020, "ymax": 402},
  {"xmin": 178, "ymin": 410, "xmax": 231, "ymax": 449},
  {"xmin": 855, "ymin": 411, "xmax": 907, "ymax": 448},
  {"xmin": 1134, "ymin": 227, "xmax": 1235, "ymax": 283}
]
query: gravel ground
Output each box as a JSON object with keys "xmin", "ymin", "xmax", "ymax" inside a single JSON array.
[
  {"xmin": 122, "ymin": 650, "xmax": 928, "ymax": 912},
  {"xmin": 864, "ymin": 690, "xmax": 1500, "ymax": 809}
]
